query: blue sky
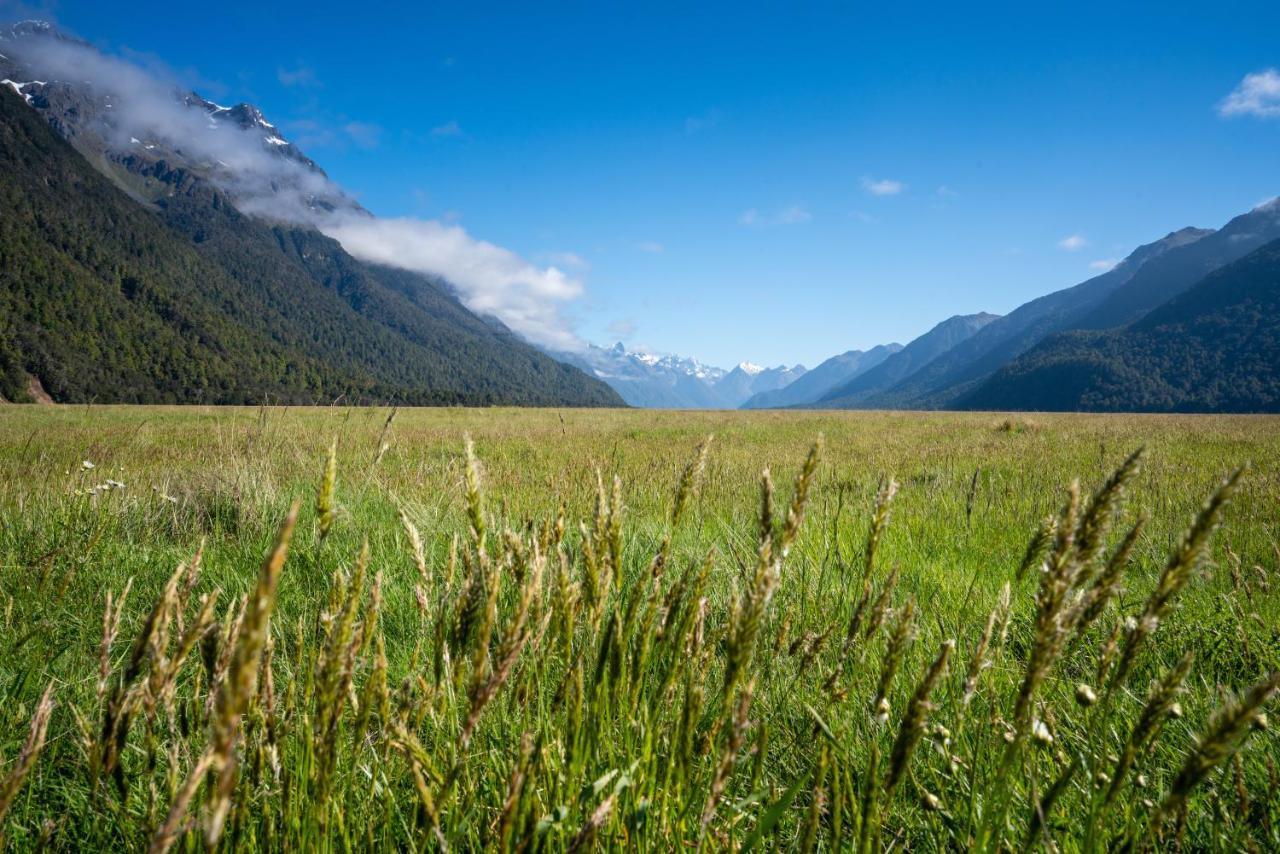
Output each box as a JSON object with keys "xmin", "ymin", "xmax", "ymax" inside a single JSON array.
[{"xmin": 14, "ymin": 0, "xmax": 1280, "ymax": 367}]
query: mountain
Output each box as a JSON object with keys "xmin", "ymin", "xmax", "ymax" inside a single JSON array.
[
  {"xmin": 0, "ymin": 23, "xmax": 621, "ymax": 406},
  {"xmin": 961, "ymin": 236, "xmax": 1280, "ymax": 412},
  {"xmin": 0, "ymin": 21, "xmax": 353, "ymax": 217},
  {"xmin": 559, "ymin": 343, "xmax": 810, "ymax": 408},
  {"xmin": 854, "ymin": 227, "xmax": 1217, "ymax": 408},
  {"xmin": 557, "ymin": 343, "xmax": 726, "ymax": 408},
  {"xmin": 818, "ymin": 314, "xmax": 998, "ymax": 407},
  {"xmin": 740, "ymin": 344, "xmax": 901, "ymax": 409},
  {"xmin": 714, "ymin": 362, "xmax": 807, "ymax": 408},
  {"xmin": 1071, "ymin": 199, "xmax": 1280, "ymax": 330}
]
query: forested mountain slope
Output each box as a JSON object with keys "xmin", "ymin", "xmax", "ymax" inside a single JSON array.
[
  {"xmin": 0, "ymin": 87, "xmax": 622, "ymax": 405},
  {"xmin": 961, "ymin": 237, "xmax": 1280, "ymax": 412}
]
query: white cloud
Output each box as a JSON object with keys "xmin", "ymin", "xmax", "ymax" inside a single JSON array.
[
  {"xmin": 543, "ymin": 250, "xmax": 589, "ymax": 270},
  {"xmin": 1089, "ymin": 258, "xmax": 1119, "ymax": 271},
  {"xmin": 430, "ymin": 119, "xmax": 464, "ymax": 137},
  {"xmin": 739, "ymin": 205, "xmax": 811, "ymax": 227},
  {"xmin": 684, "ymin": 109, "xmax": 721, "ymax": 134},
  {"xmin": 5, "ymin": 27, "xmax": 586, "ymax": 351},
  {"xmin": 343, "ymin": 121, "xmax": 381, "ymax": 149},
  {"xmin": 1058, "ymin": 234, "xmax": 1088, "ymax": 251},
  {"xmin": 320, "ymin": 217, "xmax": 586, "ymax": 350},
  {"xmin": 1219, "ymin": 68, "xmax": 1280, "ymax": 118},
  {"xmin": 777, "ymin": 205, "xmax": 811, "ymax": 224},
  {"xmin": 861, "ymin": 177, "xmax": 904, "ymax": 196},
  {"xmin": 607, "ymin": 318, "xmax": 637, "ymax": 339},
  {"xmin": 637, "ymin": 241, "xmax": 664, "ymax": 253},
  {"xmin": 277, "ymin": 65, "xmax": 319, "ymax": 88},
  {"xmin": 936, "ymin": 185, "xmax": 958, "ymax": 198}
]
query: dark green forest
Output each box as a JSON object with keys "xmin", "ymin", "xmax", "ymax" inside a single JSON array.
[{"xmin": 0, "ymin": 88, "xmax": 622, "ymax": 406}]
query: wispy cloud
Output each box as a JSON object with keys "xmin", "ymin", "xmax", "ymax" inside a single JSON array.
[
  {"xmin": 343, "ymin": 121, "xmax": 381, "ymax": 149},
  {"xmin": 739, "ymin": 205, "xmax": 811, "ymax": 227},
  {"xmin": 1058, "ymin": 234, "xmax": 1088, "ymax": 251},
  {"xmin": 1089, "ymin": 258, "xmax": 1119, "ymax": 271},
  {"xmin": 277, "ymin": 64, "xmax": 319, "ymax": 89},
  {"xmin": 542, "ymin": 250, "xmax": 590, "ymax": 270},
  {"xmin": 0, "ymin": 2, "xmax": 60, "ymax": 22},
  {"xmin": 324, "ymin": 217, "xmax": 586, "ymax": 350},
  {"xmin": 430, "ymin": 119, "xmax": 464, "ymax": 138},
  {"xmin": 684, "ymin": 109, "xmax": 721, "ymax": 134},
  {"xmin": 285, "ymin": 118, "xmax": 382, "ymax": 150},
  {"xmin": 637, "ymin": 240, "xmax": 664, "ymax": 253},
  {"xmin": 936, "ymin": 185, "xmax": 958, "ymax": 198},
  {"xmin": 861, "ymin": 177, "xmax": 904, "ymax": 196},
  {"xmin": 607, "ymin": 318, "xmax": 637, "ymax": 339},
  {"xmin": 1219, "ymin": 68, "xmax": 1280, "ymax": 118}
]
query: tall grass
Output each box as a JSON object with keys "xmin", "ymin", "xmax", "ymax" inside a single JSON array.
[{"xmin": 0, "ymin": 406, "xmax": 1277, "ymax": 850}]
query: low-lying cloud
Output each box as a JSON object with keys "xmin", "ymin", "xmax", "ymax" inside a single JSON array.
[
  {"xmin": 5, "ymin": 28, "xmax": 336, "ymax": 215},
  {"xmin": 319, "ymin": 217, "xmax": 585, "ymax": 350},
  {"xmin": 4, "ymin": 23, "xmax": 587, "ymax": 350}
]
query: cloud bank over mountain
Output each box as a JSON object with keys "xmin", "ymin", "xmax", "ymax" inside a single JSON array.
[{"xmin": 2, "ymin": 21, "xmax": 587, "ymax": 349}]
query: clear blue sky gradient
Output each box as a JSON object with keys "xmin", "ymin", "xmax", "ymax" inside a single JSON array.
[{"xmin": 18, "ymin": 0, "xmax": 1280, "ymax": 367}]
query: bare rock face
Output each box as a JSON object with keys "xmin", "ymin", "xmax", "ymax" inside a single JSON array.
[{"xmin": 26, "ymin": 375, "xmax": 53, "ymax": 404}]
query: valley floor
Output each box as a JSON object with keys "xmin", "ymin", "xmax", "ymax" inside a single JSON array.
[{"xmin": 1, "ymin": 406, "xmax": 1278, "ymax": 849}]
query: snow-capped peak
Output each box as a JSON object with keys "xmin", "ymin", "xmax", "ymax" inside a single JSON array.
[
  {"xmin": 737, "ymin": 361, "xmax": 764, "ymax": 375},
  {"xmin": 1, "ymin": 79, "xmax": 41, "ymax": 104}
]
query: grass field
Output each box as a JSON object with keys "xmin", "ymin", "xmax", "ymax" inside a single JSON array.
[{"xmin": 1, "ymin": 406, "xmax": 1278, "ymax": 851}]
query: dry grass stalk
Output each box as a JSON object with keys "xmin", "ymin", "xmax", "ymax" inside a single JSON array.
[
  {"xmin": 884, "ymin": 639, "xmax": 954, "ymax": 798},
  {"xmin": 203, "ymin": 500, "xmax": 298, "ymax": 847},
  {"xmin": 0, "ymin": 682, "xmax": 56, "ymax": 834},
  {"xmin": 1105, "ymin": 652, "xmax": 1194, "ymax": 806},
  {"xmin": 316, "ymin": 439, "xmax": 337, "ymax": 542},
  {"xmin": 1149, "ymin": 669, "xmax": 1280, "ymax": 835},
  {"xmin": 1112, "ymin": 467, "xmax": 1245, "ymax": 691}
]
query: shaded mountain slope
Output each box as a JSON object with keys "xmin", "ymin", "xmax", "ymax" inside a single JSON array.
[
  {"xmin": 740, "ymin": 344, "xmax": 901, "ymax": 409},
  {"xmin": 714, "ymin": 363, "xmax": 806, "ymax": 408},
  {"xmin": 961, "ymin": 237, "xmax": 1280, "ymax": 413},
  {"xmin": 857, "ymin": 228, "xmax": 1215, "ymax": 408},
  {"xmin": 819, "ymin": 313, "xmax": 998, "ymax": 407},
  {"xmin": 1071, "ymin": 200, "xmax": 1280, "ymax": 330}
]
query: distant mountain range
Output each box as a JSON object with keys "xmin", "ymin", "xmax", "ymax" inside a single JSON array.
[
  {"xmin": 741, "ymin": 345, "xmax": 901, "ymax": 409},
  {"xmin": 0, "ymin": 22, "xmax": 621, "ymax": 406},
  {"xmin": 816, "ymin": 314, "xmax": 997, "ymax": 408},
  {"xmin": 559, "ymin": 343, "xmax": 806, "ymax": 408},
  {"xmin": 729, "ymin": 200, "xmax": 1280, "ymax": 414}
]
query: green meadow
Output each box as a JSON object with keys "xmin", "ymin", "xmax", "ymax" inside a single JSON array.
[{"xmin": 0, "ymin": 406, "xmax": 1278, "ymax": 850}]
